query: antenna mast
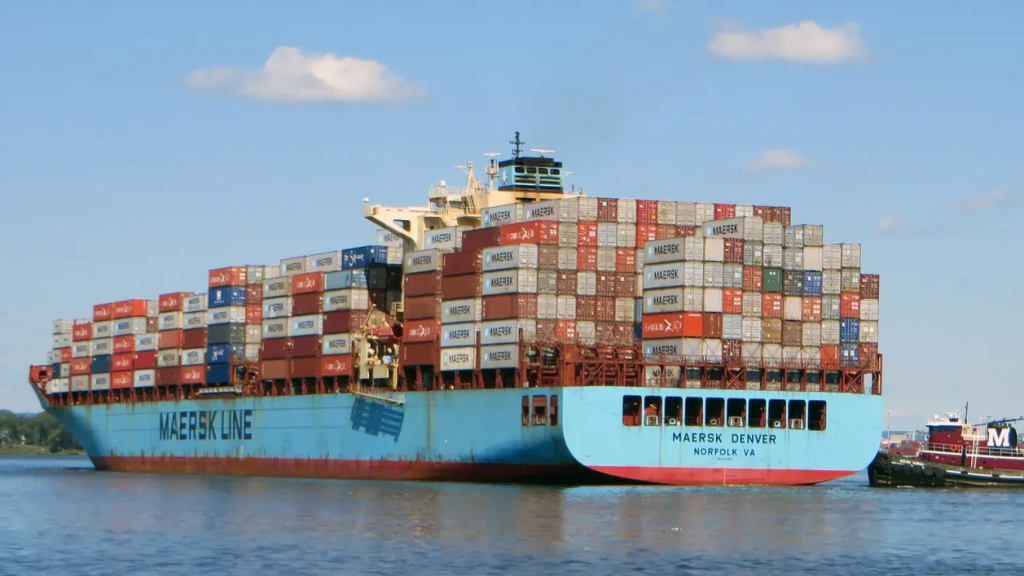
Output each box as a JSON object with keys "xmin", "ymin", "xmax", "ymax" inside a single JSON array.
[
  {"xmin": 484, "ymin": 152, "xmax": 500, "ymax": 192},
  {"xmin": 510, "ymin": 131, "xmax": 524, "ymax": 159}
]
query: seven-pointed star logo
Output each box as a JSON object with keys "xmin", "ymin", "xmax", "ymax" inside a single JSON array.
[{"xmin": 501, "ymin": 168, "xmax": 508, "ymax": 185}]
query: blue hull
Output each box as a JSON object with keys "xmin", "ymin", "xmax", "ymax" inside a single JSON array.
[{"xmin": 40, "ymin": 387, "xmax": 883, "ymax": 485}]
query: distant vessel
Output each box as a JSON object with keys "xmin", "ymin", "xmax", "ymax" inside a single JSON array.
[{"xmin": 29, "ymin": 133, "xmax": 885, "ymax": 486}]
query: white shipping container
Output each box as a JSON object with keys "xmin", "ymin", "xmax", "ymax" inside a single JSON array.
[
  {"xmin": 644, "ymin": 288, "xmax": 684, "ymax": 314},
  {"xmin": 536, "ymin": 295, "xmax": 558, "ymax": 320},
  {"xmin": 424, "ymin": 227, "xmax": 463, "ymax": 251},
  {"xmin": 52, "ymin": 319, "xmax": 73, "ymax": 335},
  {"xmin": 291, "ymin": 315, "xmax": 324, "ymax": 337},
  {"xmin": 683, "ymin": 287, "xmax": 704, "ymax": 312},
  {"xmin": 822, "ymin": 271, "xmax": 841, "ymax": 295},
  {"xmin": 306, "ymin": 250, "xmax": 343, "ymax": 273},
  {"xmin": 742, "ymin": 317, "xmax": 762, "ymax": 342},
  {"xmin": 262, "ymin": 318, "xmax": 289, "ymax": 339},
  {"xmin": 695, "ymin": 202, "xmax": 714, "ymax": 224},
  {"xmin": 763, "ymin": 245, "xmax": 783, "ymax": 268},
  {"xmin": 135, "ymin": 333, "xmax": 157, "ymax": 352},
  {"xmin": 72, "ymin": 343, "xmax": 90, "ymax": 358},
  {"xmin": 597, "ymin": 222, "xmax": 617, "ymax": 247},
  {"xmin": 643, "ymin": 338, "xmax": 685, "ymax": 359},
  {"xmin": 821, "ymin": 321, "xmax": 840, "ymax": 345},
  {"xmin": 207, "ymin": 306, "xmax": 246, "ymax": 326},
  {"xmin": 67, "ymin": 376, "xmax": 85, "ymax": 392},
  {"xmin": 133, "ymin": 369, "xmax": 156, "ymax": 388},
  {"xmin": 723, "ymin": 264, "xmax": 744, "ymax": 289},
  {"xmin": 682, "ymin": 237, "xmax": 703, "ymax": 261},
  {"xmin": 483, "ymin": 245, "xmax": 538, "ymax": 272},
  {"xmin": 683, "ymin": 338, "xmax": 704, "ymax": 357},
  {"xmin": 742, "ymin": 292, "xmax": 762, "ymax": 317},
  {"xmin": 181, "ymin": 348, "xmax": 205, "ymax": 366},
  {"xmin": 594, "ymin": 247, "xmax": 615, "ymax": 272},
  {"xmin": 52, "ymin": 333, "xmax": 71, "ymax": 349},
  {"xmin": 280, "ymin": 256, "xmax": 306, "ymax": 276},
  {"xmin": 683, "ymin": 262, "xmax": 704, "ymax": 287},
  {"xmin": 246, "ymin": 324, "xmax": 262, "ymax": 344},
  {"xmin": 576, "ymin": 197, "xmax": 599, "ymax": 221},
  {"xmin": 558, "ymin": 223, "xmax": 578, "ymax": 248},
  {"xmin": 244, "ymin": 345, "xmax": 260, "ymax": 362},
  {"xmin": 704, "ymin": 238, "xmax": 725, "ymax": 262},
  {"xmin": 112, "ymin": 317, "xmax": 148, "ymax": 337},
  {"xmin": 860, "ymin": 298, "xmax": 880, "ymax": 321},
  {"xmin": 736, "ymin": 205, "xmax": 755, "ymax": 218},
  {"xmin": 262, "ymin": 276, "xmax": 291, "ymax": 298},
  {"xmin": 482, "ymin": 269, "xmax": 538, "ymax": 295},
  {"xmin": 656, "ymin": 201, "xmax": 677, "ymax": 225},
  {"xmin": 763, "ymin": 343, "xmax": 782, "ymax": 362},
  {"xmin": 796, "ymin": 225, "xmax": 824, "ymax": 246},
  {"xmin": 822, "ymin": 245, "xmax": 842, "ymax": 270},
  {"xmin": 822, "ymin": 296, "xmax": 841, "ymax": 321},
  {"xmin": 645, "ymin": 365, "xmax": 682, "ymax": 387},
  {"xmin": 557, "ymin": 247, "xmax": 578, "ymax": 270},
  {"xmin": 803, "ymin": 247, "xmax": 823, "ymax": 271},
  {"xmin": 90, "ymin": 373, "xmax": 110, "ymax": 391},
  {"xmin": 763, "ymin": 222, "xmax": 784, "ymax": 246},
  {"xmin": 676, "ymin": 202, "xmax": 697, "ymax": 226},
  {"xmin": 405, "ymin": 249, "xmax": 443, "ymax": 274},
  {"xmin": 523, "ymin": 200, "xmax": 565, "ymax": 222},
  {"xmin": 743, "ymin": 242, "xmax": 763, "ymax": 266},
  {"xmin": 802, "ymin": 323, "xmax": 822, "ymax": 347},
  {"xmin": 58, "ymin": 363, "xmax": 70, "ymax": 378},
  {"xmin": 441, "ymin": 298, "xmax": 482, "ymax": 324},
  {"xmin": 263, "ymin": 297, "xmax": 293, "ymax": 319},
  {"xmin": 841, "ymin": 269, "xmax": 861, "ymax": 292},
  {"xmin": 577, "ymin": 272, "xmax": 597, "ymax": 296},
  {"xmin": 784, "ymin": 297, "xmax": 803, "ymax": 321},
  {"xmin": 440, "ymin": 347, "xmax": 476, "ymax": 371},
  {"xmin": 723, "ymin": 314, "xmax": 743, "ymax": 340},
  {"xmin": 576, "ymin": 321, "xmax": 596, "ymax": 346},
  {"xmin": 645, "ymin": 237, "xmax": 685, "ymax": 265},
  {"xmin": 157, "ymin": 349, "xmax": 181, "ymax": 368},
  {"xmin": 643, "ymin": 262, "xmax": 685, "ymax": 289},
  {"xmin": 159, "ymin": 311, "xmax": 183, "ymax": 331},
  {"xmin": 183, "ymin": 295, "xmax": 207, "ymax": 313},
  {"xmin": 90, "ymin": 338, "xmax": 112, "ymax": 356},
  {"xmin": 323, "ymin": 289, "xmax": 370, "ymax": 312},
  {"xmin": 703, "ymin": 217, "xmax": 763, "ymax": 241},
  {"xmin": 742, "ymin": 342, "xmax": 762, "ymax": 360},
  {"xmin": 481, "ymin": 320, "xmax": 534, "ymax": 345},
  {"xmin": 841, "ymin": 244, "xmax": 862, "ymax": 268},
  {"xmin": 537, "ymin": 270, "xmax": 558, "ymax": 294},
  {"xmin": 614, "ymin": 297, "xmax": 634, "ymax": 323},
  {"xmin": 860, "ymin": 321, "xmax": 879, "ymax": 343},
  {"xmin": 784, "ymin": 226, "xmax": 805, "ymax": 248},
  {"xmin": 703, "ymin": 262, "xmax": 725, "ymax": 288},
  {"xmin": 183, "ymin": 311, "xmax": 206, "ymax": 330},
  {"xmin": 617, "ymin": 198, "xmax": 637, "ymax": 223},
  {"xmin": 616, "ymin": 223, "xmax": 636, "ymax": 248},
  {"xmin": 480, "ymin": 344, "xmax": 519, "ymax": 369},
  {"xmin": 704, "ymin": 338, "xmax": 723, "ymax": 360},
  {"xmin": 783, "ymin": 347, "xmax": 801, "ymax": 363},
  {"xmin": 483, "ymin": 204, "xmax": 521, "ymax": 228},
  {"xmin": 557, "ymin": 296, "xmax": 577, "ymax": 320},
  {"xmin": 783, "ymin": 249, "xmax": 804, "ymax": 271},
  {"xmin": 703, "ymin": 288, "xmax": 723, "ymax": 313},
  {"xmin": 441, "ymin": 322, "xmax": 477, "ymax": 348}
]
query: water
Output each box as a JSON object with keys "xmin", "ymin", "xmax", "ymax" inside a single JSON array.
[{"xmin": 2, "ymin": 456, "xmax": 1022, "ymax": 575}]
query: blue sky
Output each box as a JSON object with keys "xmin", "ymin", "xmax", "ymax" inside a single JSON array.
[{"xmin": 1, "ymin": 0, "xmax": 1022, "ymax": 429}]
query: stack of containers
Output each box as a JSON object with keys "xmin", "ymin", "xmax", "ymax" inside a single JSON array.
[
  {"xmin": 48, "ymin": 319, "xmax": 75, "ymax": 394},
  {"xmin": 477, "ymin": 243, "xmax": 539, "ymax": 372},
  {"xmin": 438, "ymin": 240, "xmax": 486, "ymax": 374},
  {"xmin": 108, "ymin": 299, "xmax": 159, "ymax": 391},
  {"xmin": 156, "ymin": 291, "xmax": 192, "ymax": 386},
  {"xmin": 401, "ymin": 248, "xmax": 444, "ymax": 368},
  {"xmin": 81, "ymin": 303, "xmax": 113, "ymax": 393},
  {"xmin": 204, "ymin": 265, "xmax": 276, "ymax": 385},
  {"xmin": 178, "ymin": 292, "xmax": 209, "ymax": 386}
]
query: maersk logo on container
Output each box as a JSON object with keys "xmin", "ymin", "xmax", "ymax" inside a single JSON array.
[
  {"xmin": 183, "ymin": 350, "xmax": 203, "ymax": 364},
  {"xmin": 447, "ymin": 304, "xmax": 470, "ymax": 316},
  {"xmin": 185, "ymin": 315, "xmax": 203, "ymax": 327},
  {"xmin": 649, "ymin": 293, "xmax": 679, "ymax": 307},
  {"xmin": 526, "ymin": 202, "xmax": 556, "ymax": 220},
  {"xmin": 703, "ymin": 218, "xmax": 744, "ymax": 239},
  {"xmin": 266, "ymin": 322, "xmax": 286, "ymax": 334},
  {"xmin": 411, "ymin": 255, "xmax": 433, "ymax": 266},
  {"xmin": 652, "ymin": 268, "xmax": 679, "ymax": 280},
  {"xmin": 487, "ymin": 324, "xmax": 513, "ymax": 338},
  {"xmin": 327, "ymin": 294, "xmax": 348, "ymax": 307},
  {"xmin": 489, "ymin": 274, "xmax": 514, "ymax": 288},
  {"xmin": 486, "ymin": 350, "xmax": 514, "ymax": 362},
  {"xmin": 445, "ymin": 328, "xmax": 472, "ymax": 340},
  {"xmin": 646, "ymin": 343, "xmax": 682, "ymax": 356},
  {"xmin": 136, "ymin": 335, "xmax": 155, "ymax": 348},
  {"xmin": 446, "ymin": 352, "xmax": 472, "ymax": 364},
  {"xmin": 487, "ymin": 250, "xmax": 514, "ymax": 263},
  {"xmin": 483, "ymin": 208, "xmax": 514, "ymax": 227},
  {"xmin": 285, "ymin": 261, "xmax": 303, "ymax": 272},
  {"xmin": 325, "ymin": 336, "xmax": 349, "ymax": 350}
]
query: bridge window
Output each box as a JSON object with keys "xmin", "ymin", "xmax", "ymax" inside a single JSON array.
[
  {"xmin": 768, "ymin": 400, "xmax": 787, "ymax": 429},
  {"xmin": 665, "ymin": 396, "xmax": 683, "ymax": 426},
  {"xmin": 623, "ymin": 395, "xmax": 641, "ymax": 426},
  {"xmin": 550, "ymin": 396, "xmax": 558, "ymax": 426},
  {"xmin": 526, "ymin": 167, "xmax": 537, "ymax": 174},
  {"xmin": 515, "ymin": 167, "xmax": 525, "ymax": 174},
  {"xmin": 522, "ymin": 396, "xmax": 530, "ymax": 426},
  {"xmin": 550, "ymin": 168, "xmax": 560, "ymax": 175},
  {"xmin": 727, "ymin": 399, "xmax": 746, "ymax": 427},
  {"xmin": 809, "ymin": 401, "xmax": 827, "ymax": 431},
  {"xmin": 789, "ymin": 400, "xmax": 807, "ymax": 430},
  {"xmin": 538, "ymin": 168, "xmax": 549, "ymax": 174},
  {"xmin": 644, "ymin": 396, "xmax": 662, "ymax": 426},
  {"xmin": 705, "ymin": 398, "xmax": 725, "ymax": 427},
  {"xmin": 684, "ymin": 397, "xmax": 702, "ymax": 426},
  {"xmin": 748, "ymin": 399, "xmax": 767, "ymax": 428},
  {"xmin": 533, "ymin": 396, "xmax": 548, "ymax": 425}
]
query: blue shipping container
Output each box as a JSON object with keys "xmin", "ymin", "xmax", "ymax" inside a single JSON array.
[
  {"xmin": 208, "ymin": 287, "xmax": 247, "ymax": 308},
  {"xmin": 840, "ymin": 343, "xmax": 860, "ymax": 367},
  {"xmin": 341, "ymin": 246, "xmax": 389, "ymax": 270},
  {"xmin": 92, "ymin": 354, "xmax": 112, "ymax": 374},
  {"xmin": 207, "ymin": 344, "xmax": 245, "ymax": 365},
  {"xmin": 802, "ymin": 271, "xmax": 823, "ymax": 297},
  {"xmin": 840, "ymin": 319, "xmax": 861, "ymax": 343},
  {"xmin": 325, "ymin": 269, "xmax": 369, "ymax": 291},
  {"xmin": 51, "ymin": 363, "xmax": 61, "ymax": 377},
  {"xmin": 205, "ymin": 363, "xmax": 232, "ymax": 384}
]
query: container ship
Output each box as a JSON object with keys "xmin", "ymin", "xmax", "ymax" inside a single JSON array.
[{"xmin": 27, "ymin": 133, "xmax": 884, "ymax": 486}]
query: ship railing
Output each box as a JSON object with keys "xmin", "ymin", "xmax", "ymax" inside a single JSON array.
[{"xmin": 923, "ymin": 442, "xmax": 1024, "ymax": 458}]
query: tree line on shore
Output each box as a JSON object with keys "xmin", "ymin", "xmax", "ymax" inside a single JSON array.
[{"xmin": 0, "ymin": 410, "xmax": 80, "ymax": 453}]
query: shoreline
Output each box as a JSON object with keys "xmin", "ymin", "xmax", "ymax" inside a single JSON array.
[{"xmin": 0, "ymin": 446, "xmax": 86, "ymax": 456}]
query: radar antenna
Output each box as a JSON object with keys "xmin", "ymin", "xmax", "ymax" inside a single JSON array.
[
  {"xmin": 510, "ymin": 132, "xmax": 524, "ymax": 159},
  {"xmin": 530, "ymin": 148, "xmax": 555, "ymax": 158}
]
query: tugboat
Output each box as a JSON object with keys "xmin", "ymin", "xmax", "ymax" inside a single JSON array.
[{"xmin": 869, "ymin": 409, "xmax": 1024, "ymax": 488}]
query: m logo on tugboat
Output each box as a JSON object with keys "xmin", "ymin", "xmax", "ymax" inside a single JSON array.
[{"xmin": 987, "ymin": 426, "xmax": 1017, "ymax": 448}]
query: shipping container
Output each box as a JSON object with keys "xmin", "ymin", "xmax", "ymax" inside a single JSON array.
[
  {"xmin": 763, "ymin": 268, "xmax": 783, "ymax": 293},
  {"xmin": 860, "ymin": 274, "xmax": 880, "ymax": 299},
  {"xmin": 404, "ymin": 271, "xmax": 442, "ymax": 297},
  {"xmin": 440, "ymin": 274, "xmax": 483, "ymax": 300},
  {"xmin": 482, "ymin": 244, "xmax": 538, "ymax": 272},
  {"xmin": 90, "ymin": 339, "xmax": 112, "ymax": 356},
  {"xmin": 703, "ymin": 262, "xmax": 725, "ymax": 288},
  {"xmin": 643, "ymin": 338, "xmax": 685, "ymax": 359},
  {"xmin": 596, "ymin": 248, "xmax": 617, "ymax": 272},
  {"xmin": 462, "ymin": 227, "xmax": 503, "ymax": 252},
  {"xmin": 482, "ymin": 269, "xmax": 539, "ymax": 295},
  {"xmin": 482, "ymin": 204, "xmax": 519, "ymax": 228},
  {"xmin": 111, "ymin": 299, "xmax": 157, "ymax": 319},
  {"xmin": 262, "ymin": 318, "xmax": 290, "ymax": 340},
  {"xmin": 93, "ymin": 303, "xmax": 112, "ymax": 322},
  {"xmin": 643, "ymin": 288, "xmax": 684, "ymax": 314},
  {"xmin": 304, "ymin": 251, "xmax": 342, "ymax": 273},
  {"xmin": 441, "ymin": 298, "xmax": 483, "ymax": 324},
  {"xmin": 501, "ymin": 221, "xmax": 559, "ymax": 246},
  {"xmin": 480, "ymin": 319, "xmax": 534, "ymax": 345},
  {"xmin": 323, "ymin": 289, "xmax": 370, "ymax": 312},
  {"xmin": 841, "ymin": 269, "xmax": 861, "ymax": 292},
  {"xmin": 860, "ymin": 298, "xmax": 879, "ymax": 321},
  {"xmin": 723, "ymin": 314, "xmax": 743, "ymax": 340},
  {"xmin": 762, "ymin": 293, "xmax": 783, "ymax": 319},
  {"xmin": 90, "ymin": 373, "xmax": 111, "ymax": 391},
  {"xmin": 783, "ymin": 296, "xmax": 802, "ymax": 321},
  {"xmin": 479, "ymin": 344, "xmax": 519, "ymax": 369},
  {"xmin": 111, "ymin": 317, "xmax": 148, "ymax": 337},
  {"xmin": 207, "ymin": 306, "xmax": 246, "ymax": 326},
  {"xmin": 643, "ymin": 262, "xmax": 684, "ymax": 289},
  {"xmin": 802, "ymin": 296, "xmax": 823, "ymax": 322},
  {"xmin": 180, "ymin": 348, "xmax": 205, "ymax": 367},
  {"xmin": 782, "ymin": 270, "xmax": 804, "ymax": 297},
  {"xmin": 577, "ymin": 221, "xmax": 598, "ymax": 246},
  {"xmin": 208, "ymin": 266, "xmax": 247, "ymax": 288},
  {"xmin": 71, "ymin": 323, "xmax": 92, "ymax": 342},
  {"xmin": 840, "ymin": 293, "xmax": 861, "ymax": 318},
  {"xmin": 597, "ymin": 222, "xmax": 617, "ymax": 248},
  {"xmin": 440, "ymin": 347, "xmax": 476, "ymax": 372},
  {"xmin": 134, "ymin": 333, "xmax": 157, "ymax": 352},
  {"xmin": 207, "ymin": 324, "xmax": 247, "ymax": 346},
  {"xmin": 841, "ymin": 244, "xmax": 862, "ymax": 268},
  {"xmin": 840, "ymin": 319, "xmax": 861, "ymax": 343}
]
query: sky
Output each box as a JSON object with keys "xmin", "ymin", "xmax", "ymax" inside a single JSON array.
[{"xmin": 1, "ymin": 0, "xmax": 1022, "ymax": 429}]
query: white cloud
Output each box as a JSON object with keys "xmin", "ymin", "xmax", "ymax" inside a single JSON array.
[
  {"xmin": 874, "ymin": 213, "xmax": 910, "ymax": 235},
  {"xmin": 945, "ymin": 188, "xmax": 1019, "ymax": 213},
  {"xmin": 633, "ymin": 0, "xmax": 666, "ymax": 12},
  {"xmin": 743, "ymin": 149, "xmax": 808, "ymax": 171},
  {"xmin": 707, "ymin": 21, "xmax": 866, "ymax": 64},
  {"xmin": 186, "ymin": 46, "xmax": 424, "ymax": 104}
]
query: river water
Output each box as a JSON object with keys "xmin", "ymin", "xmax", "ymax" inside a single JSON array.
[{"xmin": 1, "ymin": 456, "xmax": 1020, "ymax": 575}]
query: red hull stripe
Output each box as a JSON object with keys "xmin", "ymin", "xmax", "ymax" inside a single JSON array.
[
  {"xmin": 590, "ymin": 465, "xmax": 856, "ymax": 486},
  {"xmin": 93, "ymin": 455, "xmax": 608, "ymax": 484}
]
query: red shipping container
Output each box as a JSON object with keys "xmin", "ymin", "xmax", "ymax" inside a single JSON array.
[
  {"xmin": 576, "ymin": 296, "xmax": 596, "ymax": 321},
  {"xmin": 405, "ymin": 271, "xmax": 442, "ymax": 297},
  {"xmin": 502, "ymin": 221, "xmax": 559, "ymax": 246},
  {"xmin": 182, "ymin": 328, "xmax": 208, "ymax": 349},
  {"xmin": 289, "ymin": 357, "xmax": 321, "ymax": 378},
  {"xmin": 616, "ymin": 322, "xmax": 636, "ymax": 346},
  {"xmin": 655, "ymin": 225, "xmax": 677, "ymax": 240},
  {"xmin": 246, "ymin": 304, "xmax": 263, "ymax": 324},
  {"xmin": 70, "ymin": 358, "xmax": 91, "ymax": 375},
  {"xmin": 324, "ymin": 310, "xmax": 365, "ymax": 333},
  {"xmin": 291, "ymin": 272, "xmax": 326, "ymax": 295},
  {"xmin": 820, "ymin": 344, "xmax": 841, "ymax": 369},
  {"xmin": 682, "ymin": 313, "xmax": 703, "ymax": 337},
  {"xmin": 595, "ymin": 322, "xmax": 616, "ymax": 345},
  {"xmin": 723, "ymin": 289, "xmax": 744, "ymax": 314},
  {"xmin": 637, "ymin": 223, "xmax": 658, "ymax": 245},
  {"xmin": 597, "ymin": 198, "xmax": 618, "ymax": 222},
  {"xmin": 555, "ymin": 320, "xmax": 577, "ymax": 341},
  {"xmin": 180, "ymin": 365, "xmax": 206, "ymax": 384},
  {"xmin": 404, "ymin": 295, "xmax": 442, "ymax": 320},
  {"xmin": 723, "ymin": 340, "xmax": 743, "ymax": 362},
  {"xmin": 577, "ymin": 221, "xmax": 598, "ymax": 246},
  {"xmin": 113, "ymin": 335, "xmax": 135, "ymax": 354},
  {"xmin": 462, "ymin": 227, "xmax": 502, "ymax": 252},
  {"xmin": 441, "ymin": 275, "xmax": 481, "ymax": 300},
  {"xmin": 260, "ymin": 360, "xmax": 290, "ymax": 380},
  {"xmin": 642, "ymin": 313, "xmax": 685, "ymax": 339},
  {"xmin": 246, "ymin": 285, "xmax": 264, "ymax": 306},
  {"xmin": 762, "ymin": 293, "xmax": 783, "ymax": 318},
  {"xmin": 723, "ymin": 238, "xmax": 744, "ymax": 264},
  {"xmin": 743, "ymin": 266, "xmax": 763, "ymax": 292},
  {"xmin": 158, "ymin": 330, "xmax": 183, "ymax": 349},
  {"xmin": 594, "ymin": 297, "xmax": 616, "ymax": 322},
  {"xmin": 557, "ymin": 271, "xmax": 577, "ymax": 295},
  {"xmin": 402, "ymin": 342, "xmax": 436, "ymax": 366},
  {"xmin": 291, "ymin": 335, "xmax": 322, "ymax": 358},
  {"xmin": 156, "ymin": 367, "xmax": 180, "ymax": 386},
  {"xmin": 261, "ymin": 338, "xmax": 291, "ymax": 360},
  {"xmin": 615, "ymin": 248, "xmax": 635, "ymax": 273},
  {"xmin": 158, "ymin": 292, "xmax": 192, "ymax": 312},
  {"xmin": 209, "ymin": 266, "xmax": 248, "ymax": 288},
  {"xmin": 320, "ymin": 355, "xmax": 353, "ymax": 377},
  {"xmin": 714, "ymin": 203, "xmax": 736, "ymax": 220},
  {"xmin": 135, "ymin": 350, "xmax": 157, "ymax": 370},
  {"xmin": 840, "ymin": 293, "xmax": 861, "ymax": 318},
  {"xmin": 72, "ymin": 324, "xmax": 92, "ymax": 342},
  {"xmin": 802, "ymin": 297, "xmax": 823, "ymax": 322},
  {"xmin": 112, "ymin": 353, "xmax": 134, "ymax": 372},
  {"xmin": 676, "ymin": 226, "xmax": 698, "ymax": 237},
  {"xmin": 535, "ymin": 320, "xmax": 557, "ymax": 344},
  {"xmin": 614, "ymin": 273, "xmax": 637, "ymax": 298},
  {"xmin": 403, "ymin": 319, "xmax": 439, "ymax": 343},
  {"xmin": 111, "ymin": 371, "xmax": 133, "ymax": 389},
  {"xmin": 594, "ymin": 273, "xmax": 615, "ymax": 297},
  {"xmin": 481, "ymin": 294, "xmax": 538, "ymax": 320},
  {"xmin": 860, "ymin": 343, "xmax": 879, "ymax": 370},
  {"xmin": 60, "ymin": 348, "xmax": 72, "ymax": 363},
  {"xmin": 292, "ymin": 293, "xmax": 324, "ymax": 316},
  {"xmin": 637, "ymin": 199, "xmax": 658, "ymax": 224},
  {"xmin": 111, "ymin": 299, "xmax": 150, "ymax": 319},
  {"xmin": 93, "ymin": 303, "xmax": 112, "ymax": 321},
  {"xmin": 703, "ymin": 313, "xmax": 724, "ymax": 338},
  {"xmin": 577, "ymin": 247, "xmax": 598, "ymax": 271},
  {"xmin": 442, "ymin": 250, "xmax": 483, "ymax": 276},
  {"xmin": 860, "ymin": 274, "xmax": 880, "ymax": 299}
]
